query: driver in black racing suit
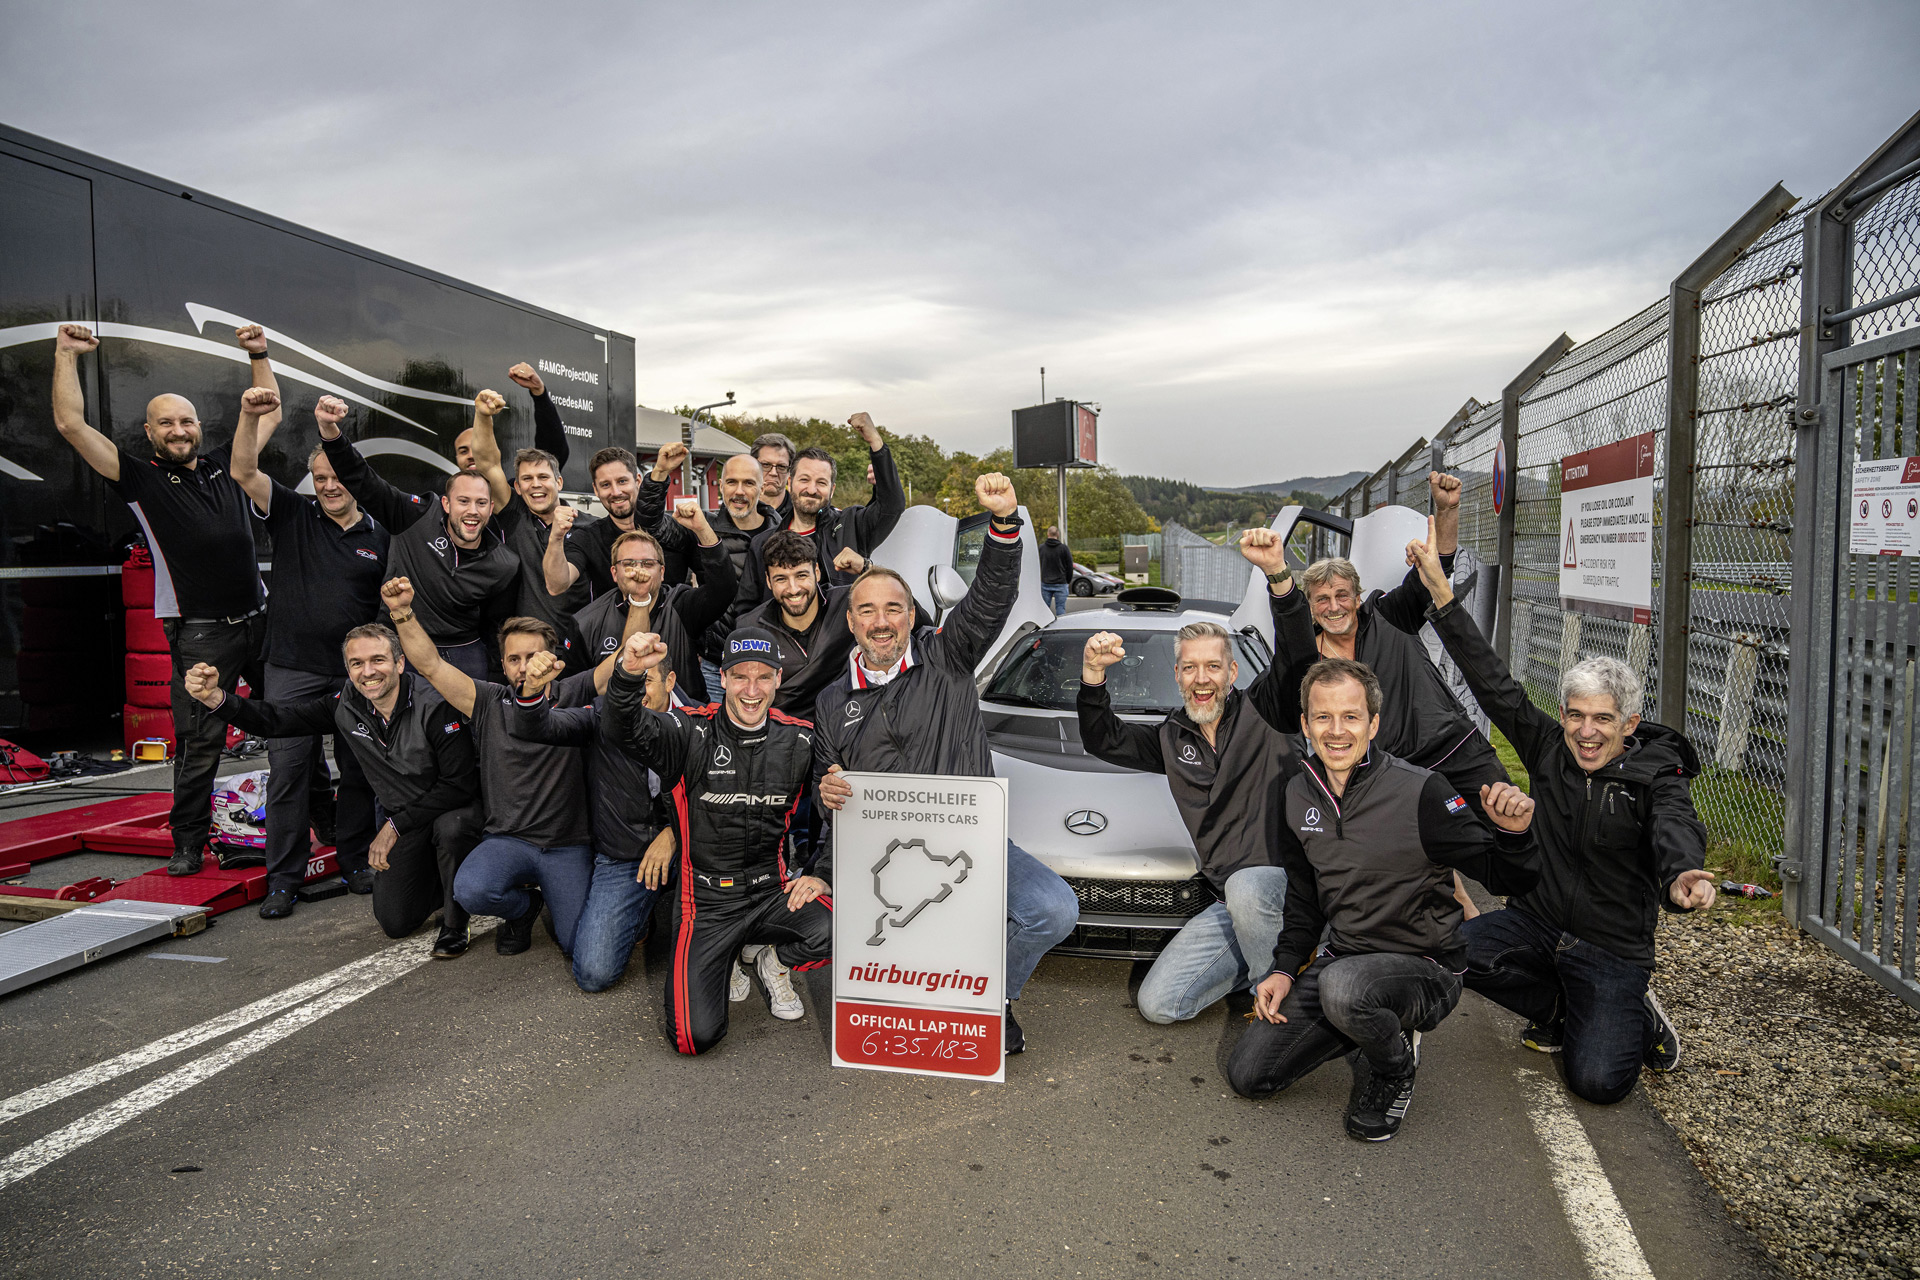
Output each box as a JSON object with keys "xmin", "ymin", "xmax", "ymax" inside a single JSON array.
[{"xmin": 605, "ymin": 625, "xmax": 831, "ymax": 1056}]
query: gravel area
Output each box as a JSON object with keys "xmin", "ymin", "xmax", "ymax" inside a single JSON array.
[{"xmin": 1646, "ymin": 898, "xmax": 1920, "ymax": 1278}]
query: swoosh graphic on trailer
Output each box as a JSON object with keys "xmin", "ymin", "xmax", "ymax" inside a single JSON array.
[
  {"xmin": 292, "ymin": 437, "xmax": 456, "ymax": 494},
  {"xmin": 183, "ymin": 304, "xmax": 475, "ymax": 408},
  {"xmin": 0, "ymin": 321, "xmax": 444, "ymax": 441}
]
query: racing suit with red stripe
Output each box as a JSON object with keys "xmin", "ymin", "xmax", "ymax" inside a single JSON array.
[{"xmin": 605, "ymin": 665, "xmax": 828, "ymax": 1055}]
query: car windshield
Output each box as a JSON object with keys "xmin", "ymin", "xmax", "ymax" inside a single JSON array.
[{"xmin": 985, "ymin": 626, "xmax": 1266, "ymax": 715}]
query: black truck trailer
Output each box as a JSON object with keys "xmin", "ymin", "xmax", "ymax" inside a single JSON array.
[{"xmin": 0, "ymin": 123, "xmax": 637, "ymax": 740}]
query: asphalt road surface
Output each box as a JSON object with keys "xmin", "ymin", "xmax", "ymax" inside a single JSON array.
[{"xmin": 0, "ymin": 773, "xmax": 1777, "ymax": 1279}]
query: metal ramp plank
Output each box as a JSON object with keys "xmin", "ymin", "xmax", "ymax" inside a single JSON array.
[{"xmin": 0, "ymin": 900, "xmax": 207, "ymax": 997}]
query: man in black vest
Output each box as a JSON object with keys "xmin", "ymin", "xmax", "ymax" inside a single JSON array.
[
  {"xmin": 468, "ymin": 388, "xmax": 591, "ymax": 662},
  {"xmin": 1226, "ymin": 658, "xmax": 1539, "ymax": 1143},
  {"xmin": 1039, "ymin": 526, "xmax": 1074, "ymax": 616},
  {"xmin": 1407, "ymin": 523, "xmax": 1714, "ymax": 1103},
  {"xmin": 1078, "ymin": 621, "xmax": 1298, "ymax": 1024},
  {"xmin": 181, "ymin": 625, "xmax": 483, "ymax": 957},
  {"xmin": 230, "ymin": 392, "xmax": 384, "ymax": 918},
  {"xmin": 50, "ymin": 322, "xmax": 279, "ymax": 876}
]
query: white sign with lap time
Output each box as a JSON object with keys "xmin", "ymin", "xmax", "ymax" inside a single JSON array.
[
  {"xmin": 1849, "ymin": 457, "xmax": 1920, "ymax": 556},
  {"xmin": 1559, "ymin": 431, "xmax": 1656, "ymax": 624},
  {"xmin": 831, "ymin": 773, "xmax": 1009, "ymax": 1083}
]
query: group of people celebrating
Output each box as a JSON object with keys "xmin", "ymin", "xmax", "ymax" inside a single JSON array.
[
  {"xmin": 1077, "ymin": 475, "xmax": 1715, "ymax": 1140},
  {"xmin": 48, "ymin": 320, "xmax": 1714, "ymax": 1140}
]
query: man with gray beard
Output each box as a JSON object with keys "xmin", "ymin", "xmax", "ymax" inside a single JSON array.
[{"xmin": 1078, "ymin": 622, "xmax": 1300, "ymax": 1024}]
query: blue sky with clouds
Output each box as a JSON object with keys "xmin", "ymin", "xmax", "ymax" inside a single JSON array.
[{"xmin": 3, "ymin": 1, "xmax": 1914, "ymax": 486}]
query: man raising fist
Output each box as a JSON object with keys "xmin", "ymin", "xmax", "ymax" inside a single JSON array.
[
  {"xmin": 1406, "ymin": 515, "xmax": 1712, "ymax": 1104},
  {"xmin": 814, "ymin": 472, "xmax": 1080, "ymax": 1057},
  {"xmin": 49, "ymin": 321, "xmax": 278, "ymax": 876},
  {"xmin": 1077, "ymin": 620, "xmax": 1299, "ymax": 1027}
]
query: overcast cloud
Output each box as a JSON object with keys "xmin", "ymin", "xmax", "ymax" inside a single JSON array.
[{"xmin": 3, "ymin": 1, "xmax": 1914, "ymax": 486}]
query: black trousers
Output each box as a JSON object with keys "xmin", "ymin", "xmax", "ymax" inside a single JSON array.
[
  {"xmin": 1227, "ymin": 951, "xmax": 1463, "ymax": 1099},
  {"xmin": 664, "ymin": 883, "xmax": 831, "ymax": 1056},
  {"xmin": 371, "ymin": 803, "xmax": 483, "ymax": 939},
  {"xmin": 164, "ymin": 615, "xmax": 267, "ymax": 851},
  {"xmin": 263, "ymin": 663, "xmax": 375, "ymax": 892}
]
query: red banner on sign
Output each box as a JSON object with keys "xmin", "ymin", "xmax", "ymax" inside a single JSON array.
[
  {"xmin": 1561, "ymin": 432, "xmax": 1656, "ymax": 491},
  {"xmin": 833, "ymin": 1000, "xmax": 1001, "ymax": 1077}
]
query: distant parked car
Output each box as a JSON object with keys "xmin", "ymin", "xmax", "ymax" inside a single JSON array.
[{"xmin": 1070, "ymin": 563, "xmax": 1123, "ymax": 596}]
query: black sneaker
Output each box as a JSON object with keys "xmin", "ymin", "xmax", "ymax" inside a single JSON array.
[
  {"xmin": 1004, "ymin": 1003, "xmax": 1025, "ymax": 1055},
  {"xmin": 1343, "ymin": 1049, "xmax": 1375, "ymax": 1118},
  {"xmin": 1346, "ymin": 1069, "xmax": 1417, "ymax": 1143},
  {"xmin": 496, "ymin": 887, "xmax": 544, "ymax": 956},
  {"xmin": 167, "ymin": 844, "xmax": 204, "ymax": 877},
  {"xmin": 1345, "ymin": 1032, "xmax": 1419, "ymax": 1143},
  {"xmin": 344, "ymin": 868, "xmax": 377, "ymax": 895},
  {"xmin": 258, "ymin": 888, "xmax": 297, "ymax": 919},
  {"xmin": 1522, "ymin": 1019, "xmax": 1565, "ymax": 1053},
  {"xmin": 431, "ymin": 922, "xmax": 471, "ymax": 959},
  {"xmin": 1643, "ymin": 990, "xmax": 1681, "ymax": 1072}
]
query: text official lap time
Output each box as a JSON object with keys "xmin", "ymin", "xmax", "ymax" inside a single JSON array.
[{"xmin": 831, "ymin": 773, "xmax": 1009, "ymax": 1083}]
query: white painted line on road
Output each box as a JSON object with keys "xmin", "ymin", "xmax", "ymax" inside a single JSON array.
[
  {"xmin": 0, "ymin": 923, "xmax": 493, "ymax": 1128},
  {"xmin": 1519, "ymin": 1069, "xmax": 1655, "ymax": 1280},
  {"xmin": 145, "ymin": 954, "xmax": 225, "ymax": 964},
  {"xmin": 0, "ymin": 924, "xmax": 495, "ymax": 1191}
]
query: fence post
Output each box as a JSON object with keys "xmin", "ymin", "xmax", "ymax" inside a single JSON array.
[
  {"xmin": 1784, "ymin": 111, "xmax": 1920, "ymax": 928},
  {"xmin": 1657, "ymin": 183, "xmax": 1798, "ymax": 733},
  {"xmin": 1494, "ymin": 335, "xmax": 1575, "ymax": 660}
]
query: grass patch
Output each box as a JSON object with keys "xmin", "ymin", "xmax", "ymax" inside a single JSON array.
[
  {"xmin": 1491, "ymin": 727, "xmax": 1529, "ymax": 792},
  {"xmin": 1818, "ymin": 1134, "xmax": 1920, "ymax": 1165},
  {"xmin": 1869, "ymin": 1094, "xmax": 1920, "ymax": 1126}
]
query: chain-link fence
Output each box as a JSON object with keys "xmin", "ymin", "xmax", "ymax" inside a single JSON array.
[
  {"xmin": 1160, "ymin": 522, "xmax": 1249, "ymax": 603},
  {"xmin": 1314, "ymin": 169, "xmax": 1897, "ymax": 869}
]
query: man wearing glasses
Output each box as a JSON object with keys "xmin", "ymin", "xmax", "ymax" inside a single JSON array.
[
  {"xmin": 572, "ymin": 513, "xmax": 737, "ymax": 704},
  {"xmin": 752, "ymin": 431, "xmax": 797, "ymax": 522},
  {"xmin": 49, "ymin": 322, "xmax": 279, "ymax": 877}
]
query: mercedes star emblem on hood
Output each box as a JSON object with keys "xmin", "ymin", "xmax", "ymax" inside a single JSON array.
[{"xmin": 1065, "ymin": 809, "xmax": 1108, "ymax": 836}]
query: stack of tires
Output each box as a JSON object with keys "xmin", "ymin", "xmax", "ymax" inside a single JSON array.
[
  {"xmin": 17, "ymin": 572, "xmax": 120, "ymax": 734},
  {"xmin": 121, "ymin": 546, "xmax": 175, "ymax": 754}
]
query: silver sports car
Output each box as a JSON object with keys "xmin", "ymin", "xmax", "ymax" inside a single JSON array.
[{"xmin": 868, "ymin": 500, "xmax": 1427, "ymax": 961}]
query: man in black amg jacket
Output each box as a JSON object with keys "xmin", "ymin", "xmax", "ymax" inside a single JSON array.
[
  {"xmin": 608, "ymin": 627, "xmax": 829, "ymax": 1055},
  {"xmin": 1226, "ymin": 658, "xmax": 1539, "ymax": 1143},
  {"xmin": 182, "ymin": 625, "xmax": 482, "ymax": 958},
  {"xmin": 1407, "ymin": 523, "xmax": 1714, "ymax": 1104}
]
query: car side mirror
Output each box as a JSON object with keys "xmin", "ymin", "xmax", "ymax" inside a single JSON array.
[{"xmin": 930, "ymin": 564, "xmax": 968, "ymax": 611}]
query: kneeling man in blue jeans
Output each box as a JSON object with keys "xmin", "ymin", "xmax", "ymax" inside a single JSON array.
[
  {"xmin": 383, "ymin": 578, "xmax": 595, "ymax": 958},
  {"xmin": 1076, "ymin": 622, "xmax": 1298, "ymax": 1023}
]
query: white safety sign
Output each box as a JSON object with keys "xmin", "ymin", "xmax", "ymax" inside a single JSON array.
[
  {"xmin": 1849, "ymin": 457, "xmax": 1920, "ymax": 556},
  {"xmin": 1559, "ymin": 432, "xmax": 1656, "ymax": 624},
  {"xmin": 830, "ymin": 773, "xmax": 1008, "ymax": 1083}
]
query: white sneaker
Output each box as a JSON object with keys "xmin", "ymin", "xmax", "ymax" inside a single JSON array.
[
  {"xmin": 728, "ymin": 959, "xmax": 751, "ymax": 1003},
  {"xmin": 756, "ymin": 945, "xmax": 804, "ymax": 1021}
]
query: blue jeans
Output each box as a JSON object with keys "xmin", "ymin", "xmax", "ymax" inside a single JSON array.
[
  {"xmin": 1041, "ymin": 583, "xmax": 1069, "ymax": 616},
  {"xmin": 1007, "ymin": 842, "xmax": 1079, "ymax": 999},
  {"xmin": 452, "ymin": 835, "xmax": 595, "ymax": 955},
  {"xmin": 1136, "ymin": 865, "xmax": 1287, "ymax": 1024},
  {"xmin": 700, "ymin": 659, "xmax": 724, "ymax": 706},
  {"xmin": 436, "ymin": 639, "xmax": 490, "ymax": 682},
  {"xmin": 1461, "ymin": 907, "xmax": 1652, "ymax": 1105},
  {"xmin": 571, "ymin": 855, "xmax": 661, "ymax": 992}
]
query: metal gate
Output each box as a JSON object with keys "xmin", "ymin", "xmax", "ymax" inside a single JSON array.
[{"xmin": 1787, "ymin": 113, "xmax": 1920, "ymax": 1007}]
